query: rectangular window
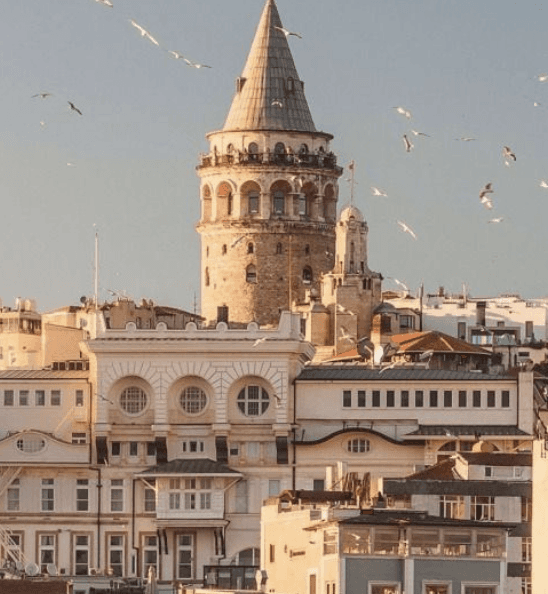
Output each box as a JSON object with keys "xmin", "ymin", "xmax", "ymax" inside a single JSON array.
[
  {"xmin": 457, "ymin": 321, "xmax": 467, "ymax": 340},
  {"xmin": 35, "ymin": 390, "xmax": 46, "ymax": 406},
  {"xmin": 487, "ymin": 391, "xmax": 495, "ymax": 408},
  {"xmin": 439, "ymin": 495, "xmax": 464, "ymax": 519},
  {"xmin": 108, "ymin": 535, "xmax": 125, "ymax": 577},
  {"xmin": 473, "ymin": 390, "xmax": 481, "ymax": 407},
  {"xmin": 4, "ymin": 532, "xmax": 23, "ymax": 564},
  {"xmin": 4, "ymin": 390, "xmax": 14, "ymax": 406},
  {"xmin": 74, "ymin": 535, "xmax": 90, "ymax": 575},
  {"xmin": 313, "ymin": 479, "xmax": 325, "ymax": 491},
  {"xmin": 521, "ymin": 496, "xmax": 532, "ymax": 522},
  {"xmin": 51, "ymin": 390, "xmax": 61, "ymax": 406},
  {"xmin": 459, "ymin": 390, "xmax": 467, "ymax": 407},
  {"xmin": 400, "ymin": 391, "xmax": 409, "ymax": 407},
  {"xmin": 143, "ymin": 535, "xmax": 158, "ymax": 578},
  {"xmin": 184, "ymin": 493, "xmax": 196, "ymax": 510},
  {"xmin": 423, "ymin": 584, "xmax": 450, "ymax": 594},
  {"xmin": 110, "ymin": 480, "xmax": 124, "ymax": 512},
  {"xmin": 76, "ymin": 479, "xmax": 89, "ymax": 512},
  {"xmin": 144, "ymin": 481, "xmax": 156, "ymax": 512},
  {"xmin": 342, "ymin": 391, "xmax": 352, "ymax": 408},
  {"xmin": 429, "ymin": 391, "xmax": 438, "ymax": 407},
  {"xmin": 502, "ymin": 390, "xmax": 510, "ymax": 407},
  {"xmin": 522, "ymin": 536, "xmax": 532, "ymax": 562},
  {"xmin": 75, "ymin": 390, "xmax": 84, "ymax": 407},
  {"xmin": 129, "ymin": 442, "xmax": 138, "ymax": 457},
  {"xmin": 415, "ymin": 391, "xmax": 424, "ymax": 407},
  {"xmin": 147, "ymin": 442, "xmax": 156, "ymax": 457},
  {"xmin": 372, "ymin": 391, "xmax": 380, "ymax": 407},
  {"xmin": 268, "ymin": 479, "xmax": 281, "ymax": 497},
  {"xmin": 111, "ymin": 442, "xmax": 121, "ymax": 457},
  {"xmin": 521, "ymin": 578, "xmax": 532, "ymax": 594},
  {"xmin": 470, "ymin": 496, "xmax": 495, "ymax": 521},
  {"xmin": 269, "ymin": 544, "xmax": 275, "ymax": 563},
  {"xmin": 371, "ymin": 586, "xmax": 399, "ymax": 594},
  {"xmin": 525, "ymin": 321, "xmax": 534, "ymax": 338},
  {"xmin": 234, "ymin": 480, "xmax": 248, "ymax": 513},
  {"xmin": 386, "ymin": 391, "xmax": 395, "ymax": 407},
  {"xmin": 72, "ymin": 432, "xmax": 87, "ymax": 444},
  {"xmin": 357, "ymin": 390, "xmax": 366, "ymax": 408},
  {"xmin": 443, "ymin": 391, "xmax": 452, "ymax": 407},
  {"xmin": 7, "ymin": 479, "xmax": 20, "ymax": 511},
  {"xmin": 485, "ymin": 466, "xmax": 493, "ymax": 477},
  {"xmin": 41, "ymin": 479, "xmax": 54, "ymax": 512},
  {"xmin": 443, "ymin": 530, "xmax": 472, "ymax": 556},
  {"xmin": 176, "ymin": 534, "xmax": 194, "ymax": 579},
  {"xmin": 19, "ymin": 390, "xmax": 29, "ymax": 406},
  {"xmin": 200, "ymin": 492, "xmax": 211, "ymax": 510},
  {"xmin": 39, "ymin": 534, "xmax": 56, "ymax": 573}
]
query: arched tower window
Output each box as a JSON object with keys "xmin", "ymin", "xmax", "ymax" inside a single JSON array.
[
  {"xmin": 274, "ymin": 142, "xmax": 285, "ymax": 164},
  {"xmin": 324, "ymin": 184, "xmax": 336, "ymax": 222},
  {"xmin": 222, "ymin": 245, "xmax": 227, "ymax": 255},
  {"xmin": 302, "ymin": 267, "xmax": 313, "ymax": 284},
  {"xmin": 241, "ymin": 181, "xmax": 261, "ymax": 216},
  {"xmin": 304, "ymin": 244, "xmax": 310, "ymax": 255},
  {"xmin": 247, "ymin": 243, "xmax": 254, "ymax": 254},
  {"xmin": 273, "ymin": 191, "xmax": 285, "ymax": 215},
  {"xmin": 246, "ymin": 264, "xmax": 257, "ymax": 284},
  {"xmin": 270, "ymin": 180, "xmax": 291, "ymax": 217},
  {"xmin": 217, "ymin": 182, "xmax": 233, "ymax": 219},
  {"xmin": 248, "ymin": 142, "xmax": 259, "ymax": 162},
  {"xmin": 205, "ymin": 268, "xmax": 210, "ymax": 287},
  {"xmin": 276, "ymin": 243, "xmax": 283, "ymax": 255},
  {"xmin": 202, "ymin": 185, "xmax": 212, "ymax": 222}
]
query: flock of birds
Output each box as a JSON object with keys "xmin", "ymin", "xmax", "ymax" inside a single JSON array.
[{"xmin": 365, "ymin": 79, "xmax": 548, "ymax": 258}]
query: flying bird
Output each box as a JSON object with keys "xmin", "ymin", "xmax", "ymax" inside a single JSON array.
[
  {"xmin": 337, "ymin": 304, "xmax": 356, "ymax": 316},
  {"xmin": 538, "ymin": 74, "xmax": 548, "ymax": 82},
  {"xmin": 402, "ymin": 134, "xmax": 414, "ymax": 152},
  {"xmin": 411, "ymin": 129, "xmax": 430, "ymax": 137},
  {"xmin": 271, "ymin": 99, "xmax": 284, "ymax": 108},
  {"xmin": 168, "ymin": 50, "xmax": 185, "ymax": 60},
  {"xmin": 540, "ymin": 180, "xmax": 548, "ymax": 189},
  {"xmin": 393, "ymin": 106, "xmax": 412, "ymax": 119},
  {"xmin": 480, "ymin": 195, "xmax": 493, "ymax": 210},
  {"xmin": 379, "ymin": 361, "xmax": 398, "ymax": 374},
  {"xmin": 68, "ymin": 101, "xmax": 82, "ymax": 115},
  {"xmin": 94, "ymin": 0, "xmax": 113, "ymax": 6},
  {"xmin": 392, "ymin": 278, "xmax": 409, "ymax": 291},
  {"xmin": 130, "ymin": 19, "xmax": 160, "ymax": 47},
  {"xmin": 274, "ymin": 26, "xmax": 302, "ymax": 39},
  {"xmin": 371, "ymin": 187, "xmax": 388, "ymax": 197},
  {"xmin": 31, "ymin": 92, "xmax": 52, "ymax": 99},
  {"xmin": 253, "ymin": 336, "xmax": 268, "ymax": 347},
  {"xmin": 183, "ymin": 58, "xmax": 211, "ymax": 69},
  {"xmin": 488, "ymin": 217, "xmax": 504, "ymax": 224},
  {"xmin": 339, "ymin": 326, "xmax": 355, "ymax": 344},
  {"xmin": 479, "ymin": 183, "xmax": 493, "ymax": 200},
  {"xmin": 503, "ymin": 146, "xmax": 516, "ymax": 162},
  {"xmin": 231, "ymin": 235, "xmax": 245, "ymax": 248},
  {"xmin": 457, "ymin": 137, "xmax": 476, "ymax": 142},
  {"xmin": 397, "ymin": 220, "xmax": 417, "ymax": 240}
]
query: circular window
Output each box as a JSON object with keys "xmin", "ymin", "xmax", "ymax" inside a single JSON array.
[
  {"xmin": 180, "ymin": 386, "xmax": 208, "ymax": 415},
  {"xmin": 237, "ymin": 385, "xmax": 270, "ymax": 417},
  {"xmin": 16, "ymin": 435, "xmax": 46, "ymax": 454},
  {"xmin": 120, "ymin": 386, "xmax": 148, "ymax": 415}
]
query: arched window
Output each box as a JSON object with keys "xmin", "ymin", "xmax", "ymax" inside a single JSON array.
[
  {"xmin": 231, "ymin": 548, "xmax": 260, "ymax": 566},
  {"xmin": 347, "ymin": 438, "xmax": 370, "ymax": 453},
  {"xmin": 248, "ymin": 142, "xmax": 259, "ymax": 162},
  {"xmin": 273, "ymin": 191, "xmax": 285, "ymax": 215},
  {"xmin": 276, "ymin": 242, "xmax": 283, "ymax": 255},
  {"xmin": 302, "ymin": 267, "xmax": 313, "ymax": 284},
  {"xmin": 274, "ymin": 142, "xmax": 285, "ymax": 155},
  {"xmin": 227, "ymin": 192, "xmax": 233, "ymax": 216},
  {"xmin": 246, "ymin": 264, "xmax": 257, "ymax": 283},
  {"xmin": 248, "ymin": 191, "xmax": 260, "ymax": 214},
  {"xmin": 247, "ymin": 242, "xmax": 254, "ymax": 254},
  {"xmin": 299, "ymin": 143, "xmax": 309, "ymax": 155},
  {"xmin": 180, "ymin": 386, "xmax": 208, "ymax": 415},
  {"xmin": 237, "ymin": 385, "xmax": 269, "ymax": 416}
]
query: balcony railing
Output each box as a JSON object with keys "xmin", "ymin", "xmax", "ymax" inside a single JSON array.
[{"xmin": 198, "ymin": 151, "xmax": 340, "ymax": 172}]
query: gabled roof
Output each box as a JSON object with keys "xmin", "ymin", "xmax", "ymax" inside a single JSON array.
[
  {"xmin": 390, "ymin": 330, "xmax": 490, "ymax": 356},
  {"xmin": 404, "ymin": 458, "xmax": 461, "ymax": 480},
  {"xmin": 458, "ymin": 452, "xmax": 532, "ymax": 467},
  {"xmin": 138, "ymin": 458, "xmax": 241, "ymax": 477},
  {"xmin": 222, "ymin": 0, "xmax": 317, "ymax": 133}
]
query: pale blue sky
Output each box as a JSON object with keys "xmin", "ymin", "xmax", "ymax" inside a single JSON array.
[{"xmin": 1, "ymin": 0, "xmax": 547, "ymax": 312}]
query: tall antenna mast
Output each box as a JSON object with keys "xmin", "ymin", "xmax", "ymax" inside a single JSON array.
[
  {"xmin": 348, "ymin": 160, "xmax": 356, "ymax": 205},
  {"xmin": 94, "ymin": 228, "xmax": 99, "ymax": 309}
]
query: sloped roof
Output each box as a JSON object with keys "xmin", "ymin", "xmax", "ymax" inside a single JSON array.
[
  {"xmin": 459, "ymin": 452, "xmax": 532, "ymax": 467},
  {"xmin": 404, "ymin": 458, "xmax": 460, "ymax": 480},
  {"xmin": 390, "ymin": 330, "xmax": 490, "ymax": 356},
  {"xmin": 406, "ymin": 425, "xmax": 529, "ymax": 437},
  {"xmin": 0, "ymin": 369, "xmax": 89, "ymax": 380},
  {"xmin": 138, "ymin": 458, "xmax": 241, "ymax": 476},
  {"xmin": 296, "ymin": 367, "xmax": 508, "ymax": 382},
  {"xmin": 222, "ymin": 0, "xmax": 316, "ymax": 133}
]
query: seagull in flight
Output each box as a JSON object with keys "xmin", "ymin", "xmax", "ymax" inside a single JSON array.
[
  {"xmin": 274, "ymin": 26, "xmax": 302, "ymax": 39},
  {"xmin": 253, "ymin": 336, "xmax": 268, "ymax": 347},
  {"xmin": 540, "ymin": 180, "xmax": 548, "ymax": 189},
  {"xmin": 339, "ymin": 326, "xmax": 355, "ymax": 344},
  {"xmin": 31, "ymin": 92, "xmax": 52, "ymax": 99},
  {"xmin": 480, "ymin": 195, "xmax": 493, "ymax": 210},
  {"xmin": 393, "ymin": 106, "xmax": 412, "ymax": 118},
  {"xmin": 488, "ymin": 217, "xmax": 504, "ymax": 224},
  {"xmin": 94, "ymin": 0, "xmax": 113, "ymax": 6},
  {"xmin": 503, "ymin": 146, "xmax": 516, "ymax": 162},
  {"xmin": 402, "ymin": 134, "xmax": 414, "ymax": 153},
  {"xmin": 538, "ymin": 74, "xmax": 548, "ymax": 82},
  {"xmin": 392, "ymin": 278, "xmax": 409, "ymax": 291},
  {"xmin": 68, "ymin": 101, "xmax": 82, "ymax": 115},
  {"xmin": 168, "ymin": 50, "xmax": 185, "ymax": 60},
  {"xmin": 371, "ymin": 186, "xmax": 388, "ymax": 197},
  {"xmin": 397, "ymin": 220, "xmax": 417, "ymax": 240},
  {"xmin": 183, "ymin": 58, "xmax": 211, "ymax": 69},
  {"xmin": 130, "ymin": 19, "xmax": 160, "ymax": 47},
  {"xmin": 457, "ymin": 137, "xmax": 476, "ymax": 142},
  {"xmin": 479, "ymin": 182, "xmax": 493, "ymax": 200},
  {"xmin": 411, "ymin": 129, "xmax": 430, "ymax": 137},
  {"xmin": 272, "ymin": 99, "xmax": 284, "ymax": 108}
]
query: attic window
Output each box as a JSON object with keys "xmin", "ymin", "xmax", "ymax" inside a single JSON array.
[
  {"xmin": 17, "ymin": 435, "xmax": 46, "ymax": 454},
  {"xmin": 236, "ymin": 77, "xmax": 246, "ymax": 92},
  {"xmin": 286, "ymin": 77, "xmax": 295, "ymax": 92}
]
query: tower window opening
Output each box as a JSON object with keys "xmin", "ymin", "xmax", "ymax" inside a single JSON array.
[
  {"xmin": 248, "ymin": 191, "xmax": 259, "ymax": 214},
  {"xmin": 273, "ymin": 191, "xmax": 285, "ymax": 215},
  {"xmin": 276, "ymin": 243, "xmax": 283, "ymax": 255},
  {"xmin": 246, "ymin": 264, "xmax": 257, "ymax": 284},
  {"xmin": 302, "ymin": 267, "xmax": 313, "ymax": 284},
  {"xmin": 248, "ymin": 142, "xmax": 259, "ymax": 162},
  {"xmin": 304, "ymin": 244, "xmax": 310, "ymax": 255},
  {"xmin": 299, "ymin": 195, "xmax": 308, "ymax": 216},
  {"xmin": 205, "ymin": 268, "xmax": 210, "ymax": 287},
  {"xmin": 286, "ymin": 77, "xmax": 295, "ymax": 92},
  {"xmin": 222, "ymin": 245, "xmax": 227, "ymax": 255},
  {"xmin": 227, "ymin": 192, "xmax": 233, "ymax": 216},
  {"xmin": 247, "ymin": 243, "xmax": 254, "ymax": 254}
]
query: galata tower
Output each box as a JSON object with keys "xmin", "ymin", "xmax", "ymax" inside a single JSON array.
[{"xmin": 196, "ymin": 0, "xmax": 343, "ymax": 326}]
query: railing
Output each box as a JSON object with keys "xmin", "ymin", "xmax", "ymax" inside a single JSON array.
[
  {"xmin": 202, "ymin": 565, "xmax": 259, "ymax": 590},
  {"xmin": 198, "ymin": 151, "xmax": 340, "ymax": 172}
]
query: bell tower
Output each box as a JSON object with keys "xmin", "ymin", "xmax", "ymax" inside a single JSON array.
[{"xmin": 196, "ymin": 0, "xmax": 342, "ymax": 326}]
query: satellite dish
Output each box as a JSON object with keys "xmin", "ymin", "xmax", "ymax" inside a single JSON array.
[
  {"xmin": 25, "ymin": 562, "xmax": 40, "ymax": 576},
  {"xmin": 80, "ymin": 296, "xmax": 87, "ymax": 304},
  {"xmin": 15, "ymin": 561, "xmax": 24, "ymax": 571},
  {"xmin": 47, "ymin": 563, "xmax": 58, "ymax": 576}
]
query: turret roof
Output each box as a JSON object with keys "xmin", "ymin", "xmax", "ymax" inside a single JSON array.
[{"xmin": 222, "ymin": 0, "xmax": 316, "ymax": 133}]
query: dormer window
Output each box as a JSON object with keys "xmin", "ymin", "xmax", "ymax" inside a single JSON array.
[
  {"xmin": 236, "ymin": 77, "xmax": 246, "ymax": 92},
  {"xmin": 286, "ymin": 77, "xmax": 294, "ymax": 92}
]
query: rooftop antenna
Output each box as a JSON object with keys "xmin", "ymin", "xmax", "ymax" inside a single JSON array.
[
  {"xmin": 348, "ymin": 160, "xmax": 356, "ymax": 205},
  {"xmin": 93, "ymin": 225, "xmax": 99, "ymax": 309}
]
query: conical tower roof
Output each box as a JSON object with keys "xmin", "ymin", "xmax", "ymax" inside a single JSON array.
[{"xmin": 222, "ymin": 0, "xmax": 316, "ymax": 133}]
